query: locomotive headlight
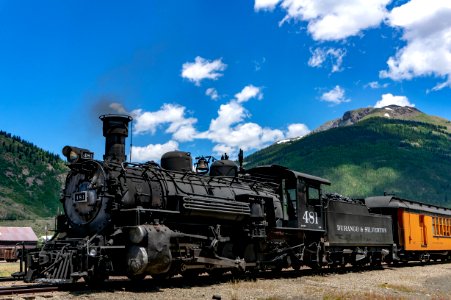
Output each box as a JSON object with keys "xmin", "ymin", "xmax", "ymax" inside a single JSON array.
[
  {"xmin": 69, "ymin": 151, "xmax": 79, "ymax": 163},
  {"xmin": 62, "ymin": 145, "xmax": 94, "ymax": 164},
  {"xmin": 89, "ymin": 248, "xmax": 97, "ymax": 257}
]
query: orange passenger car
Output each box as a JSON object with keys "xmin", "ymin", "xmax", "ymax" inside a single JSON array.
[{"xmin": 365, "ymin": 195, "xmax": 451, "ymax": 262}]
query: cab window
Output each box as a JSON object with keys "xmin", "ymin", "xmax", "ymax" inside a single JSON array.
[
  {"xmin": 307, "ymin": 186, "xmax": 321, "ymax": 206},
  {"xmin": 286, "ymin": 188, "xmax": 297, "ymax": 220}
]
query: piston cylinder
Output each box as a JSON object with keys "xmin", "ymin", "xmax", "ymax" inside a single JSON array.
[{"xmin": 126, "ymin": 225, "xmax": 173, "ymax": 276}]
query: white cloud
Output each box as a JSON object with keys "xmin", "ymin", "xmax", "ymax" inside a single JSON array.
[
  {"xmin": 229, "ymin": 123, "xmax": 284, "ymax": 149},
  {"xmin": 205, "ymin": 121, "xmax": 285, "ymax": 156},
  {"xmin": 286, "ymin": 123, "xmax": 310, "ymax": 138},
  {"xmin": 205, "ymin": 88, "xmax": 219, "ymax": 100},
  {"xmin": 205, "ymin": 101, "xmax": 247, "ymax": 136},
  {"xmin": 320, "ymin": 85, "xmax": 350, "ymax": 104},
  {"xmin": 181, "ymin": 56, "xmax": 227, "ymax": 86},
  {"xmin": 275, "ymin": 0, "xmax": 390, "ymax": 41},
  {"xmin": 132, "ymin": 104, "xmax": 197, "ymax": 142},
  {"xmin": 366, "ymin": 81, "xmax": 389, "ymax": 89},
  {"xmin": 234, "ymin": 85, "xmax": 263, "ymax": 103},
  {"xmin": 308, "ymin": 49, "xmax": 326, "ymax": 68},
  {"xmin": 380, "ymin": 0, "xmax": 451, "ymax": 90},
  {"xmin": 196, "ymin": 85, "xmax": 309, "ymax": 156},
  {"xmin": 308, "ymin": 47, "xmax": 346, "ymax": 72},
  {"xmin": 256, "ymin": 0, "xmax": 451, "ymax": 90},
  {"xmin": 374, "ymin": 93, "xmax": 415, "ymax": 108},
  {"xmin": 255, "ymin": 0, "xmax": 281, "ymax": 11},
  {"xmin": 166, "ymin": 119, "xmax": 197, "ymax": 142},
  {"xmin": 131, "ymin": 140, "xmax": 179, "ymax": 162}
]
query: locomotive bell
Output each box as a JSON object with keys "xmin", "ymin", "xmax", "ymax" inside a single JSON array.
[
  {"xmin": 99, "ymin": 114, "xmax": 133, "ymax": 163},
  {"xmin": 195, "ymin": 156, "xmax": 210, "ymax": 174},
  {"xmin": 197, "ymin": 157, "xmax": 208, "ymax": 170}
]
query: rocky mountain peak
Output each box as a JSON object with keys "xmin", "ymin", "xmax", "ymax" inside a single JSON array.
[{"xmin": 314, "ymin": 105, "xmax": 421, "ymax": 133}]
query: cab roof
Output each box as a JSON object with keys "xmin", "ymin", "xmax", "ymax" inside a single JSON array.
[{"xmin": 246, "ymin": 165, "xmax": 331, "ymax": 186}]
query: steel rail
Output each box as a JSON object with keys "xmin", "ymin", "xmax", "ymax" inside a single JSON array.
[{"xmin": 0, "ymin": 284, "xmax": 59, "ymax": 296}]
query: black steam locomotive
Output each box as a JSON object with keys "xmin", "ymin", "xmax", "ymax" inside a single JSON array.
[{"xmin": 25, "ymin": 114, "xmax": 395, "ymax": 283}]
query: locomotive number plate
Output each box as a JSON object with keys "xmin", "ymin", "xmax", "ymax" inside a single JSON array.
[
  {"xmin": 74, "ymin": 192, "xmax": 87, "ymax": 202},
  {"xmin": 81, "ymin": 152, "xmax": 94, "ymax": 159}
]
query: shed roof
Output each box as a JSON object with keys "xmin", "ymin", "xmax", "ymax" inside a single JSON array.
[{"xmin": 0, "ymin": 227, "xmax": 38, "ymax": 242}]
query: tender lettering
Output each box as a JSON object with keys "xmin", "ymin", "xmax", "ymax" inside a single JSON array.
[{"xmin": 336, "ymin": 225, "xmax": 387, "ymax": 233}]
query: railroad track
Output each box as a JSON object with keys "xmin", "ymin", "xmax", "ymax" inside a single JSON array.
[{"xmin": 0, "ymin": 284, "xmax": 59, "ymax": 296}]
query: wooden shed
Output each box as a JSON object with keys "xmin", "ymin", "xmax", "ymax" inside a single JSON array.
[
  {"xmin": 0, "ymin": 227, "xmax": 38, "ymax": 261},
  {"xmin": 0, "ymin": 226, "xmax": 38, "ymax": 247}
]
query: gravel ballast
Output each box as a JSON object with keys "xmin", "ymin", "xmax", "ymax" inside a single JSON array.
[{"xmin": 4, "ymin": 263, "xmax": 451, "ymax": 299}]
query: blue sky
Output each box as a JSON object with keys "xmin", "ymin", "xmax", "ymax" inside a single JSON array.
[{"xmin": 0, "ymin": 0, "xmax": 450, "ymax": 162}]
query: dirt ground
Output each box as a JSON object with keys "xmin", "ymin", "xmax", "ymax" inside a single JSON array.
[{"xmin": 3, "ymin": 263, "xmax": 451, "ymax": 299}]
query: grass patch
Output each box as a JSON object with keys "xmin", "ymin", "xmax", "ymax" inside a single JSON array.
[{"xmin": 0, "ymin": 262, "xmax": 20, "ymax": 277}]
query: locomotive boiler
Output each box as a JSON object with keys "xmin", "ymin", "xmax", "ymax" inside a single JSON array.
[{"xmin": 25, "ymin": 114, "xmax": 396, "ymax": 284}]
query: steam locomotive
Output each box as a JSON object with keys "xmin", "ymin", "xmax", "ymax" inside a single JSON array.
[{"xmin": 25, "ymin": 114, "xmax": 400, "ymax": 283}]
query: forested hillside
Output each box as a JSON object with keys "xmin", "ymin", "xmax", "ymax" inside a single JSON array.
[
  {"xmin": 0, "ymin": 131, "xmax": 67, "ymax": 220},
  {"xmin": 246, "ymin": 115, "xmax": 451, "ymax": 206}
]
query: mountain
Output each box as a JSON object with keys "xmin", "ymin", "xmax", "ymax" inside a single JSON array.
[
  {"xmin": 245, "ymin": 106, "xmax": 451, "ymax": 206},
  {"xmin": 314, "ymin": 105, "xmax": 451, "ymax": 133},
  {"xmin": 0, "ymin": 131, "xmax": 67, "ymax": 220}
]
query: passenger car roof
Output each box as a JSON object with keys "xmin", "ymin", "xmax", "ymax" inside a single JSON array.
[{"xmin": 365, "ymin": 195, "xmax": 451, "ymax": 216}]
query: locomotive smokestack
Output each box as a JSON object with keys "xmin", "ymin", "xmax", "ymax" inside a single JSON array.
[{"xmin": 99, "ymin": 114, "xmax": 133, "ymax": 163}]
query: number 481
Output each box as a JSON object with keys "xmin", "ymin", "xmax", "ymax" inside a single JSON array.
[{"xmin": 302, "ymin": 211, "xmax": 318, "ymax": 224}]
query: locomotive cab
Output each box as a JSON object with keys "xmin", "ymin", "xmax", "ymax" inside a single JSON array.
[{"xmin": 246, "ymin": 165, "xmax": 330, "ymax": 230}]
